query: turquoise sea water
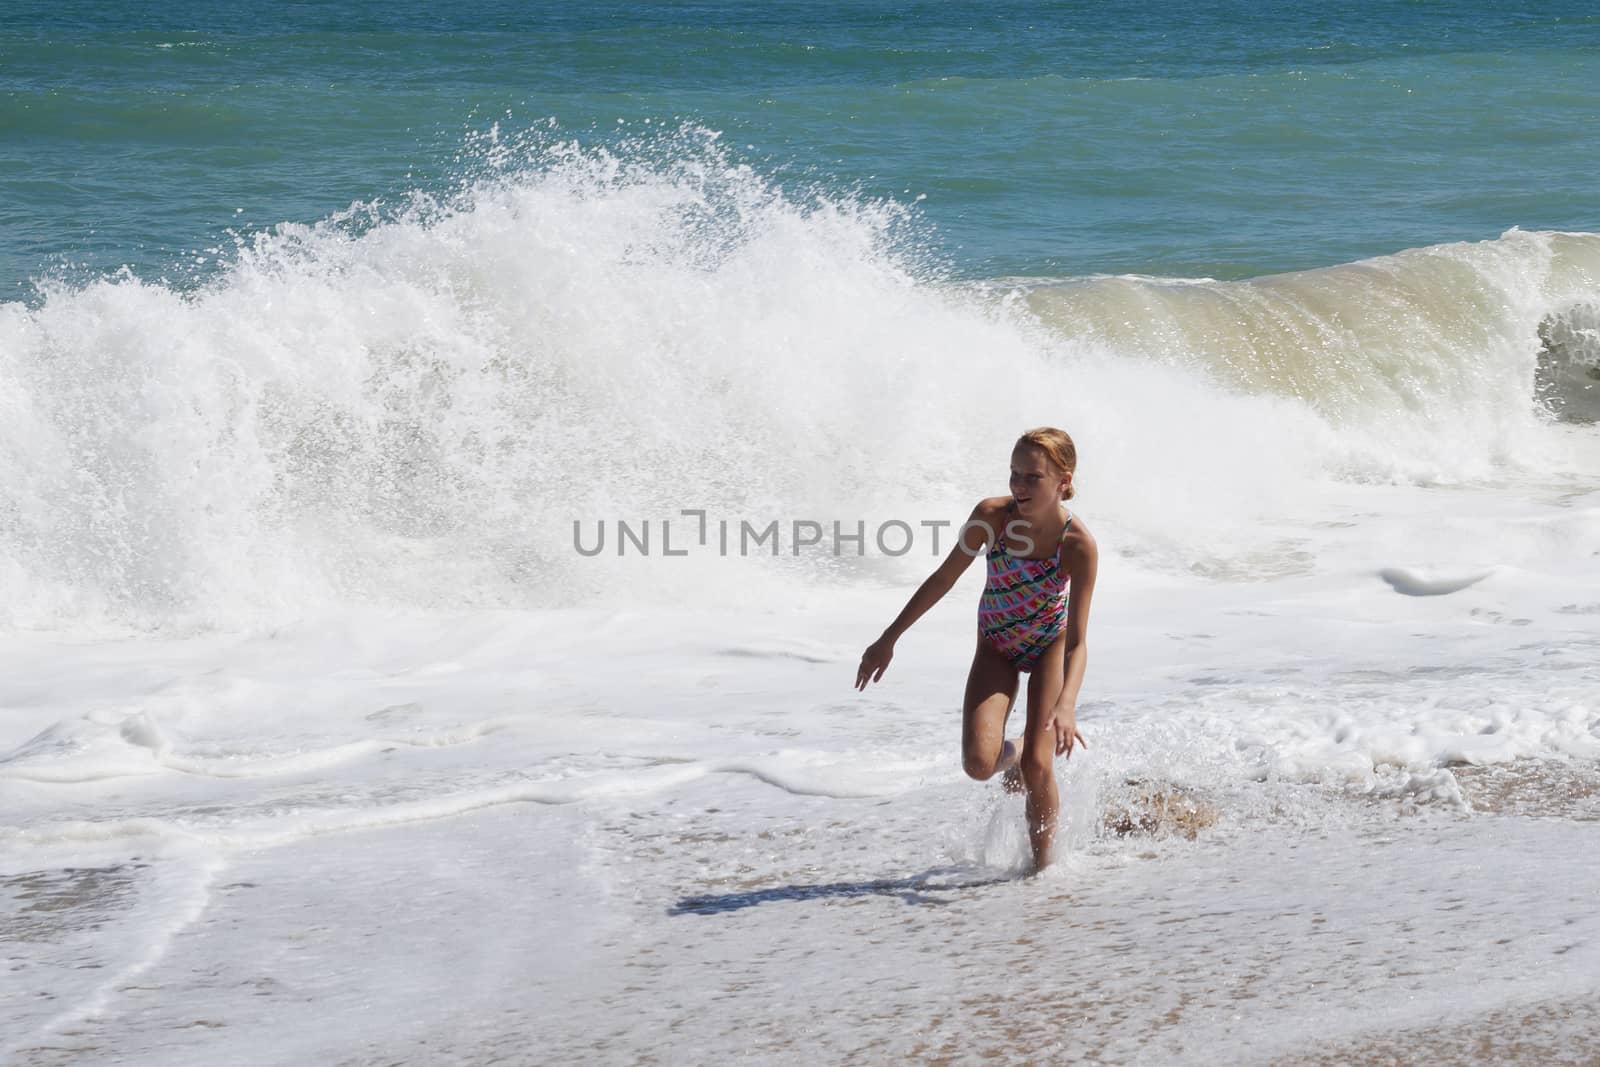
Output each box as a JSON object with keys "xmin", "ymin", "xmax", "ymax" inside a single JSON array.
[{"xmin": 5, "ymin": 0, "xmax": 1600, "ymax": 292}]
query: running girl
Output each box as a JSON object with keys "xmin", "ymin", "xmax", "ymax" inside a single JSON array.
[{"xmin": 855, "ymin": 428, "xmax": 1097, "ymax": 871}]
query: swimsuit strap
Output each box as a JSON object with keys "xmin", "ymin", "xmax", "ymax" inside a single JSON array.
[{"xmin": 992, "ymin": 504, "xmax": 1073, "ymax": 558}]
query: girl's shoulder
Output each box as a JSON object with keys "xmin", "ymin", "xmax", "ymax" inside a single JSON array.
[
  {"xmin": 974, "ymin": 495, "xmax": 1013, "ymax": 518},
  {"xmin": 956, "ymin": 497, "xmax": 1013, "ymax": 556},
  {"xmin": 1059, "ymin": 513, "xmax": 1098, "ymax": 563},
  {"xmin": 974, "ymin": 496, "xmax": 1016, "ymax": 534}
]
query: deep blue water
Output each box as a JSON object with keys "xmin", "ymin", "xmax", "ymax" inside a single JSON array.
[{"xmin": 4, "ymin": 0, "xmax": 1600, "ymax": 293}]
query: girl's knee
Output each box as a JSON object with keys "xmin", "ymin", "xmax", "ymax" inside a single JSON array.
[
  {"xmin": 962, "ymin": 751, "xmax": 998, "ymax": 781},
  {"xmin": 1019, "ymin": 744, "xmax": 1054, "ymax": 784}
]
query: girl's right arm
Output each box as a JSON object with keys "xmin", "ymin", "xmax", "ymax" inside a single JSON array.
[{"xmin": 854, "ymin": 501, "xmax": 999, "ymax": 690}]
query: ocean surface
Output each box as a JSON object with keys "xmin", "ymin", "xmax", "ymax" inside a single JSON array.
[{"xmin": 3, "ymin": 2, "xmax": 1600, "ymax": 1063}]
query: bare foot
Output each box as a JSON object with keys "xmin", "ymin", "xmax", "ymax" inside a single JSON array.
[{"xmin": 995, "ymin": 739, "xmax": 1024, "ymax": 793}]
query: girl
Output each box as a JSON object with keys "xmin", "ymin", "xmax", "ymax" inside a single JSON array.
[{"xmin": 855, "ymin": 427, "xmax": 1097, "ymax": 871}]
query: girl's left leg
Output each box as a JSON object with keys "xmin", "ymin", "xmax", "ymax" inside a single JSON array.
[{"xmin": 1020, "ymin": 636, "xmax": 1069, "ymax": 869}]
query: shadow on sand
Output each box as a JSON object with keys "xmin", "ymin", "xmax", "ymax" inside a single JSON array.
[{"xmin": 668, "ymin": 866, "xmax": 1014, "ymax": 916}]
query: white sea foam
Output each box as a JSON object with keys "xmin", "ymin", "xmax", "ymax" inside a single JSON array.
[{"xmin": 2, "ymin": 131, "xmax": 1593, "ymax": 631}]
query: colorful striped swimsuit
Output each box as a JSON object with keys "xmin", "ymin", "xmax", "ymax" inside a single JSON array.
[{"xmin": 977, "ymin": 509, "xmax": 1072, "ymax": 673}]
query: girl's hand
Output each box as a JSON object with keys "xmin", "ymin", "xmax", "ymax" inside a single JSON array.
[
  {"xmin": 1047, "ymin": 707, "xmax": 1087, "ymax": 757},
  {"xmin": 855, "ymin": 637, "xmax": 895, "ymax": 690}
]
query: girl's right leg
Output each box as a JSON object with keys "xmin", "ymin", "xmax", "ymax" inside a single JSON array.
[{"xmin": 961, "ymin": 638, "xmax": 1020, "ymax": 781}]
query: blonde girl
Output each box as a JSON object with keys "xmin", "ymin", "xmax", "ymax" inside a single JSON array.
[{"xmin": 856, "ymin": 428, "xmax": 1097, "ymax": 870}]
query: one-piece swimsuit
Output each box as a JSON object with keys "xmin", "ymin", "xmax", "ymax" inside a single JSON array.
[{"xmin": 976, "ymin": 506, "xmax": 1072, "ymax": 673}]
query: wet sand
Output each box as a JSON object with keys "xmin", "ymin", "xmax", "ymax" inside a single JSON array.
[{"xmin": 1278, "ymin": 998, "xmax": 1600, "ymax": 1066}]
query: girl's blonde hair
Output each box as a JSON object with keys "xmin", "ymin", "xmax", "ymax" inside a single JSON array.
[{"xmin": 1015, "ymin": 427, "xmax": 1077, "ymax": 500}]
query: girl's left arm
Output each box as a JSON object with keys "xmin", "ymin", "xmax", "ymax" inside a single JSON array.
[{"xmin": 1047, "ymin": 530, "xmax": 1098, "ymax": 756}]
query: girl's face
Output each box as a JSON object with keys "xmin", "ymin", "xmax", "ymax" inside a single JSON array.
[{"xmin": 1009, "ymin": 446, "xmax": 1070, "ymax": 518}]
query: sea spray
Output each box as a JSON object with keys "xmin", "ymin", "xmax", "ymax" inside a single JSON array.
[{"xmin": 0, "ymin": 130, "xmax": 1588, "ymax": 630}]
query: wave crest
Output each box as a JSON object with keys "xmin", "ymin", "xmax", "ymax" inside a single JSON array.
[
  {"xmin": 1, "ymin": 130, "xmax": 1593, "ymax": 629},
  {"xmin": 1025, "ymin": 228, "xmax": 1600, "ymax": 434}
]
